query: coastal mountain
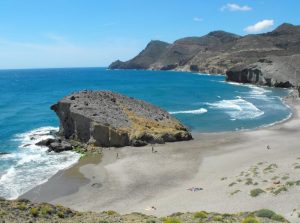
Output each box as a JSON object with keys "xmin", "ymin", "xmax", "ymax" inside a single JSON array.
[{"xmin": 109, "ymin": 23, "xmax": 300, "ymax": 88}]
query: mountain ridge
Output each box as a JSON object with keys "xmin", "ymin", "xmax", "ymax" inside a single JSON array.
[{"xmin": 109, "ymin": 23, "xmax": 300, "ymax": 89}]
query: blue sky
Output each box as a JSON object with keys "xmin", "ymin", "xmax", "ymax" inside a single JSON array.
[{"xmin": 0, "ymin": 0, "xmax": 299, "ymax": 69}]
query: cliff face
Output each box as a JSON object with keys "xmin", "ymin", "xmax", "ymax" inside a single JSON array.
[
  {"xmin": 51, "ymin": 91, "xmax": 192, "ymax": 147},
  {"xmin": 109, "ymin": 23, "xmax": 300, "ymax": 88},
  {"xmin": 226, "ymin": 55, "xmax": 300, "ymax": 88}
]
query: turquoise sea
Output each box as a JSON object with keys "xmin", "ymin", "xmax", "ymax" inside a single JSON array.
[{"xmin": 0, "ymin": 67, "xmax": 291, "ymax": 199}]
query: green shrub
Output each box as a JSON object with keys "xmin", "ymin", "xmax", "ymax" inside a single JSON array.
[
  {"xmin": 40, "ymin": 204, "xmax": 52, "ymax": 215},
  {"xmin": 163, "ymin": 217, "xmax": 182, "ymax": 223},
  {"xmin": 245, "ymin": 178, "xmax": 253, "ymax": 185},
  {"xmin": 193, "ymin": 211, "xmax": 208, "ymax": 219},
  {"xmin": 256, "ymin": 209, "xmax": 275, "ymax": 218},
  {"xmin": 57, "ymin": 211, "xmax": 65, "ymax": 218},
  {"xmin": 17, "ymin": 203, "xmax": 27, "ymax": 210},
  {"xmin": 228, "ymin": 182, "xmax": 237, "ymax": 187},
  {"xmin": 286, "ymin": 181, "xmax": 295, "ymax": 186},
  {"xmin": 271, "ymin": 214, "xmax": 285, "ymax": 222},
  {"xmin": 0, "ymin": 211, "xmax": 7, "ymax": 217},
  {"xmin": 250, "ymin": 188, "xmax": 265, "ymax": 197},
  {"xmin": 222, "ymin": 213, "xmax": 232, "ymax": 217},
  {"xmin": 242, "ymin": 216, "xmax": 260, "ymax": 223},
  {"xmin": 272, "ymin": 186, "xmax": 287, "ymax": 195},
  {"xmin": 230, "ymin": 190, "xmax": 241, "ymax": 196},
  {"xmin": 213, "ymin": 215, "xmax": 223, "ymax": 221},
  {"xmin": 30, "ymin": 207, "xmax": 39, "ymax": 217},
  {"xmin": 106, "ymin": 210, "xmax": 117, "ymax": 215}
]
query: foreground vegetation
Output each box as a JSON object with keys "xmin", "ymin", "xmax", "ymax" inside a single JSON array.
[{"xmin": 0, "ymin": 198, "xmax": 289, "ymax": 223}]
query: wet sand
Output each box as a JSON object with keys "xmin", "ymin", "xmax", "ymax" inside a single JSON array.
[{"xmin": 22, "ymin": 96, "xmax": 300, "ymax": 222}]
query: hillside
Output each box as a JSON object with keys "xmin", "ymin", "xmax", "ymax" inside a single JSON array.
[{"xmin": 109, "ymin": 23, "xmax": 300, "ymax": 88}]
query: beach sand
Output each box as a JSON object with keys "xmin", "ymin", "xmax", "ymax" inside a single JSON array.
[{"xmin": 22, "ymin": 96, "xmax": 300, "ymax": 222}]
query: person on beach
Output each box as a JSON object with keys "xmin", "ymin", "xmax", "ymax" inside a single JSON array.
[{"xmin": 267, "ymin": 145, "xmax": 271, "ymax": 150}]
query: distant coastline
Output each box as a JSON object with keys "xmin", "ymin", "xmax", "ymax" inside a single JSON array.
[{"xmin": 109, "ymin": 23, "xmax": 300, "ymax": 92}]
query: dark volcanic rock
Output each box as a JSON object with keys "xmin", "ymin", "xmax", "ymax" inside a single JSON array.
[
  {"xmin": 35, "ymin": 138, "xmax": 56, "ymax": 147},
  {"xmin": 51, "ymin": 91, "xmax": 192, "ymax": 147},
  {"xmin": 35, "ymin": 138, "xmax": 74, "ymax": 153},
  {"xmin": 48, "ymin": 141, "xmax": 73, "ymax": 153},
  {"xmin": 109, "ymin": 23, "xmax": 300, "ymax": 87}
]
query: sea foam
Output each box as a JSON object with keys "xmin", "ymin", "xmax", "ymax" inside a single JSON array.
[
  {"xmin": 207, "ymin": 98, "xmax": 264, "ymax": 120},
  {"xmin": 169, "ymin": 108, "xmax": 208, "ymax": 115},
  {"xmin": 0, "ymin": 126, "xmax": 80, "ymax": 200}
]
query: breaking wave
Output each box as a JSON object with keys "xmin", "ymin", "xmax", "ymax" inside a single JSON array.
[
  {"xmin": 169, "ymin": 108, "xmax": 208, "ymax": 115},
  {"xmin": 0, "ymin": 126, "xmax": 80, "ymax": 200},
  {"xmin": 207, "ymin": 98, "xmax": 264, "ymax": 120}
]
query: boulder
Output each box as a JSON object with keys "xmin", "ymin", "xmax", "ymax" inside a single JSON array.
[
  {"xmin": 51, "ymin": 91, "xmax": 192, "ymax": 147},
  {"xmin": 35, "ymin": 138, "xmax": 56, "ymax": 147},
  {"xmin": 48, "ymin": 141, "xmax": 73, "ymax": 153}
]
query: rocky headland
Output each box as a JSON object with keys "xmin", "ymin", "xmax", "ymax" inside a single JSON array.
[
  {"xmin": 109, "ymin": 23, "xmax": 300, "ymax": 90},
  {"xmin": 49, "ymin": 90, "xmax": 192, "ymax": 149}
]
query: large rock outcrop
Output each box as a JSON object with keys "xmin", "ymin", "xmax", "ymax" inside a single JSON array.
[
  {"xmin": 51, "ymin": 91, "xmax": 192, "ymax": 147},
  {"xmin": 226, "ymin": 55, "xmax": 300, "ymax": 88},
  {"xmin": 109, "ymin": 23, "xmax": 300, "ymax": 88}
]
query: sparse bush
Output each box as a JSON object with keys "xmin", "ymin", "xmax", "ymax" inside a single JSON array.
[
  {"xmin": 106, "ymin": 210, "xmax": 117, "ymax": 215},
  {"xmin": 255, "ymin": 209, "xmax": 285, "ymax": 222},
  {"xmin": 57, "ymin": 211, "xmax": 65, "ymax": 218},
  {"xmin": 163, "ymin": 217, "xmax": 182, "ymax": 223},
  {"xmin": 40, "ymin": 204, "xmax": 52, "ymax": 215},
  {"xmin": 250, "ymin": 188, "xmax": 265, "ymax": 197},
  {"xmin": 169, "ymin": 212, "xmax": 183, "ymax": 217},
  {"xmin": 0, "ymin": 211, "xmax": 7, "ymax": 217},
  {"xmin": 256, "ymin": 209, "xmax": 275, "ymax": 218},
  {"xmin": 30, "ymin": 207, "xmax": 39, "ymax": 217},
  {"xmin": 213, "ymin": 215, "xmax": 223, "ymax": 221},
  {"xmin": 230, "ymin": 190, "xmax": 241, "ymax": 195},
  {"xmin": 272, "ymin": 186, "xmax": 287, "ymax": 195},
  {"xmin": 193, "ymin": 211, "xmax": 208, "ymax": 219},
  {"xmin": 17, "ymin": 203, "xmax": 27, "ymax": 210},
  {"xmin": 286, "ymin": 181, "xmax": 295, "ymax": 186},
  {"xmin": 245, "ymin": 178, "xmax": 253, "ymax": 185},
  {"xmin": 242, "ymin": 216, "xmax": 260, "ymax": 223},
  {"xmin": 271, "ymin": 214, "xmax": 285, "ymax": 222},
  {"xmin": 228, "ymin": 182, "xmax": 236, "ymax": 187}
]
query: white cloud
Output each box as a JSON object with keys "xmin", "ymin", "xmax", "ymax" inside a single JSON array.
[
  {"xmin": 193, "ymin": 17, "xmax": 203, "ymax": 22},
  {"xmin": 244, "ymin": 19, "xmax": 274, "ymax": 33},
  {"xmin": 221, "ymin": 3, "xmax": 252, "ymax": 11}
]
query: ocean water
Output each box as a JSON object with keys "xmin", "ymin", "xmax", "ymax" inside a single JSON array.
[{"xmin": 0, "ymin": 67, "xmax": 291, "ymax": 199}]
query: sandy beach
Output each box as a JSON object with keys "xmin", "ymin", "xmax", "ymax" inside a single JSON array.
[{"xmin": 22, "ymin": 95, "xmax": 300, "ymax": 223}]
